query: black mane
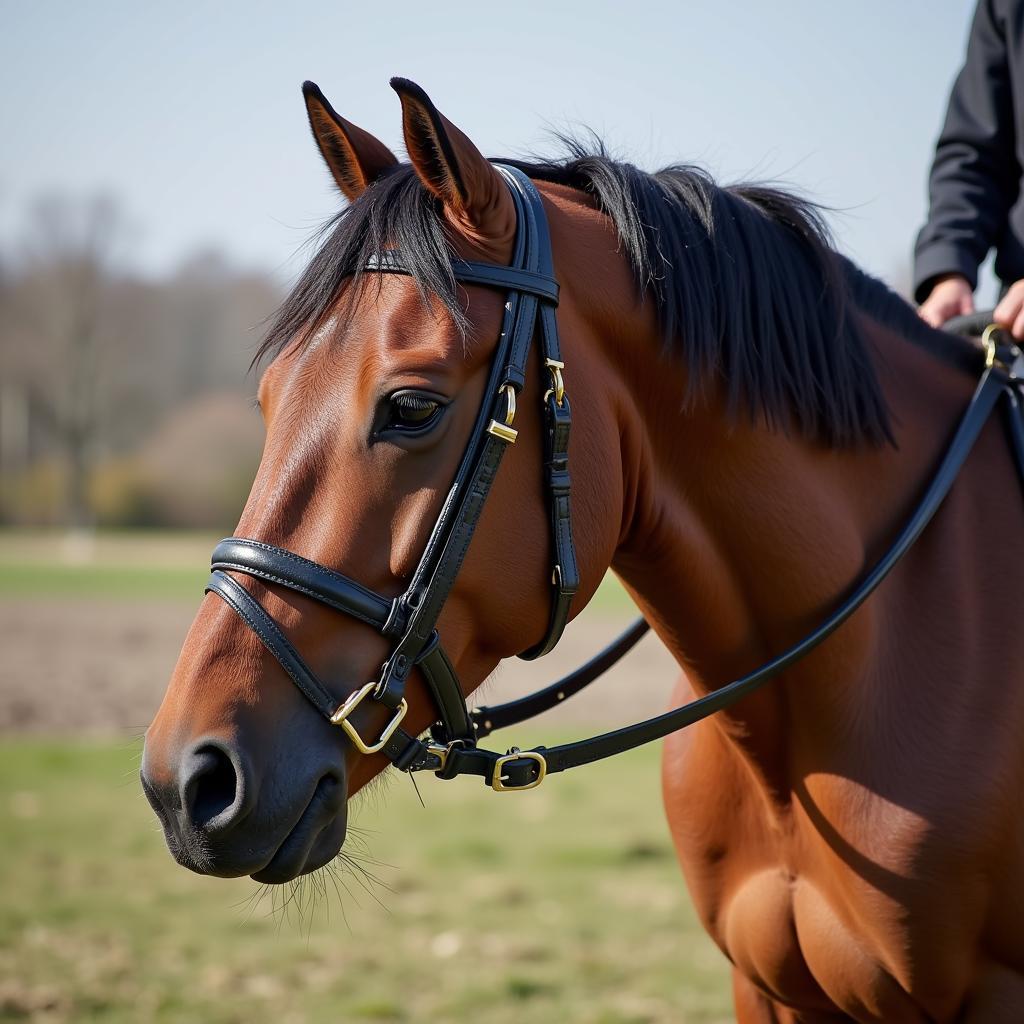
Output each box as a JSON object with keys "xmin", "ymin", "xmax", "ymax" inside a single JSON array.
[{"xmin": 261, "ymin": 140, "xmax": 937, "ymax": 446}]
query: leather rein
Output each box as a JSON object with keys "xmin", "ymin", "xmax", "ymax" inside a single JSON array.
[{"xmin": 206, "ymin": 164, "xmax": 1024, "ymax": 793}]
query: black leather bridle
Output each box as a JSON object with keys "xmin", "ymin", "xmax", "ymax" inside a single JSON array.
[{"xmin": 206, "ymin": 164, "xmax": 1024, "ymax": 793}]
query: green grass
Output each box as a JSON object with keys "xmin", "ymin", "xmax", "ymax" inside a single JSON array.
[
  {"xmin": 0, "ymin": 738, "xmax": 732, "ymax": 1024},
  {"xmin": 0, "ymin": 530, "xmax": 636, "ymax": 612},
  {"xmin": 0, "ymin": 529, "xmax": 700, "ymax": 1019},
  {"xmin": 0, "ymin": 531, "xmax": 211, "ymax": 601},
  {"xmin": 0, "ymin": 563, "xmax": 206, "ymax": 600}
]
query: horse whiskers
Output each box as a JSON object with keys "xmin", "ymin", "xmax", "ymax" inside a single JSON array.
[
  {"xmin": 271, "ymin": 875, "xmax": 316, "ymax": 940},
  {"xmin": 349, "ymin": 766, "xmax": 395, "ymax": 817},
  {"xmin": 338, "ymin": 846, "xmax": 394, "ymax": 871},
  {"xmin": 233, "ymin": 882, "xmax": 273, "ymax": 922},
  {"xmin": 337, "ymin": 850, "xmax": 394, "ymax": 900},
  {"xmin": 321, "ymin": 861, "xmax": 353, "ymax": 934},
  {"xmin": 237, "ymin": 825, "xmax": 395, "ymax": 933}
]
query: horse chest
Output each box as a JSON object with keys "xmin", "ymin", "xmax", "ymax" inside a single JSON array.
[
  {"xmin": 714, "ymin": 865, "xmax": 930, "ymax": 1020},
  {"xmin": 662, "ymin": 719, "xmax": 1000, "ymax": 1020}
]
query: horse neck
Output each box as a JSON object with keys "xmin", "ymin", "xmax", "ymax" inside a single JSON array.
[{"xmin": 585, "ymin": 283, "xmax": 980, "ymax": 777}]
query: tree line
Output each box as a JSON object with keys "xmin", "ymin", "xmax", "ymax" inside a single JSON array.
[{"xmin": 0, "ymin": 194, "xmax": 281, "ymax": 530}]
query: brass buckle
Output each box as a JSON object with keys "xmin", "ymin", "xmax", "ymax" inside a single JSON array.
[
  {"xmin": 330, "ymin": 681, "xmax": 408, "ymax": 754},
  {"xmin": 982, "ymin": 323, "xmax": 1003, "ymax": 370},
  {"xmin": 425, "ymin": 738, "xmax": 471, "ymax": 774},
  {"xmin": 543, "ymin": 358, "xmax": 566, "ymax": 406},
  {"xmin": 425, "ymin": 741, "xmax": 451, "ymax": 772},
  {"xmin": 486, "ymin": 384, "xmax": 518, "ymax": 444},
  {"xmin": 981, "ymin": 323, "xmax": 1022, "ymax": 372},
  {"xmin": 491, "ymin": 749, "xmax": 547, "ymax": 792}
]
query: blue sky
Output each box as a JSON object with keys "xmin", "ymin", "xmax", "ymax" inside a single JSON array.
[{"xmin": 1, "ymin": 2, "xmax": 984, "ymax": 296}]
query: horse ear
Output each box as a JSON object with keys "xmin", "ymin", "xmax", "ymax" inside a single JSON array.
[
  {"xmin": 390, "ymin": 78, "xmax": 514, "ymax": 240},
  {"xmin": 302, "ymin": 81, "xmax": 398, "ymax": 202}
]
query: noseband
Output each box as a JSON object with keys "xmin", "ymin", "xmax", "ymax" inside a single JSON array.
[{"xmin": 207, "ymin": 165, "xmax": 1024, "ymax": 793}]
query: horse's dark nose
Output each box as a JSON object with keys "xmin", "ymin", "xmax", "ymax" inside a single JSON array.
[
  {"xmin": 180, "ymin": 741, "xmax": 249, "ymax": 829},
  {"xmin": 141, "ymin": 737, "xmax": 255, "ymax": 854},
  {"xmin": 142, "ymin": 728, "xmax": 349, "ymax": 880}
]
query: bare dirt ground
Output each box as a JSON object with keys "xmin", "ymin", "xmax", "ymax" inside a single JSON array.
[{"xmin": 0, "ymin": 598, "xmax": 679, "ymax": 735}]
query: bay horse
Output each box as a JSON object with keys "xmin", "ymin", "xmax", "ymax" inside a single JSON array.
[{"xmin": 142, "ymin": 78, "xmax": 1024, "ymax": 1021}]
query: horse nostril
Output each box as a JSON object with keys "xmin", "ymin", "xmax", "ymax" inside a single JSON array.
[{"xmin": 182, "ymin": 742, "xmax": 243, "ymax": 829}]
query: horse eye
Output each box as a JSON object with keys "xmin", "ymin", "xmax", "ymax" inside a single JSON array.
[{"xmin": 384, "ymin": 391, "xmax": 443, "ymax": 434}]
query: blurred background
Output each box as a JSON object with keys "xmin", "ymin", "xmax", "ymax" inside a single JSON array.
[{"xmin": 0, "ymin": 2, "xmax": 984, "ymax": 1021}]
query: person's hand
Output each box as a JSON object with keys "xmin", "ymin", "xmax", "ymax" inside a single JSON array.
[
  {"xmin": 994, "ymin": 279, "xmax": 1024, "ymax": 339},
  {"xmin": 918, "ymin": 274, "xmax": 975, "ymax": 328}
]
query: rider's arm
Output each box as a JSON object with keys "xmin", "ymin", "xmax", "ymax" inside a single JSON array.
[{"xmin": 914, "ymin": 0, "xmax": 1020, "ymax": 302}]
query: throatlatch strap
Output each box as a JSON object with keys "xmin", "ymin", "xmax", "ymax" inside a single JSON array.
[
  {"xmin": 519, "ymin": 390, "xmax": 578, "ymax": 659},
  {"xmin": 507, "ymin": 168, "xmax": 579, "ymax": 660}
]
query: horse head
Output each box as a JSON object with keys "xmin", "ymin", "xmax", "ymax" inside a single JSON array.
[{"xmin": 141, "ymin": 80, "xmax": 622, "ymax": 883}]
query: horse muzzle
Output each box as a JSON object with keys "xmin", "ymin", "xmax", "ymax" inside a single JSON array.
[{"xmin": 141, "ymin": 729, "xmax": 348, "ymax": 883}]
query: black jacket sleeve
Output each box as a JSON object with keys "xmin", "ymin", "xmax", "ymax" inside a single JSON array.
[{"xmin": 914, "ymin": 0, "xmax": 1021, "ymax": 302}]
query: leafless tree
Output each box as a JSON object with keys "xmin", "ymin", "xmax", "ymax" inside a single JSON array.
[
  {"xmin": 2, "ymin": 194, "xmax": 130, "ymax": 526},
  {"xmin": 0, "ymin": 191, "xmax": 280, "ymax": 528}
]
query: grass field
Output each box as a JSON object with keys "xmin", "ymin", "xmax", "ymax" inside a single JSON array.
[
  {"xmin": 1, "ymin": 739, "xmax": 731, "ymax": 1024},
  {"xmin": 0, "ymin": 530, "xmax": 730, "ymax": 1022},
  {"xmin": 0, "ymin": 531, "xmax": 634, "ymax": 612},
  {"xmin": 0, "ymin": 531, "xmax": 213, "ymax": 601}
]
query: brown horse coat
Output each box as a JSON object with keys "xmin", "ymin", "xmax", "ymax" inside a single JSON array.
[{"xmin": 143, "ymin": 81, "xmax": 1024, "ymax": 1021}]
